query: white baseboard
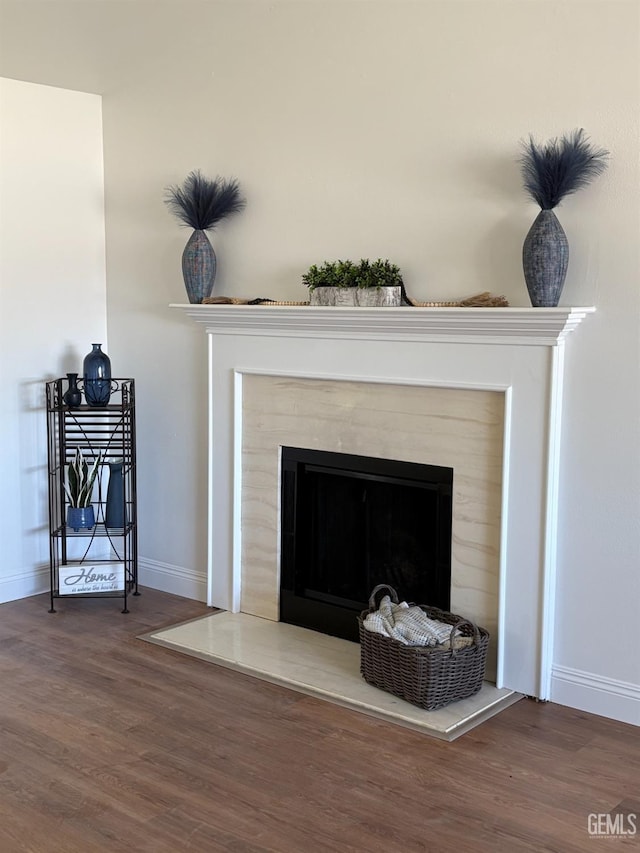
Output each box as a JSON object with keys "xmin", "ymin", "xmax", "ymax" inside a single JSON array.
[
  {"xmin": 0, "ymin": 565, "xmax": 49, "ymax": 604},
  {"xmin": 551, "ymin": 664, "xmax": 640, "ymax": 727},
  {"xmin": 0, "ymin": 559, "xmax": 206, "ymax": 604},
  {"xmin": 138, "ymin": 556, "xmax": 207, "ymax": 602}
]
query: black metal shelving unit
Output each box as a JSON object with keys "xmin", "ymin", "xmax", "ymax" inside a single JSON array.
[{"xmin": 46, "ymin": 378, "xmax": 139, "ymax": 613}]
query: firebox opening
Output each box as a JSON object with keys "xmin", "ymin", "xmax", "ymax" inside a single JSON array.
[{"xmin": 279, "ymin": 447, "xmax": 453, "ymax": 643}]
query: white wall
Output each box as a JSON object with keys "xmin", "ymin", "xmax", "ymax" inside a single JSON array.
[
  {"xmin": 0, "ymin": 1, "xmax": 638, "ymax": 724},
  {"xmin": 0, "ymin": 78, "xmax": 107, "ymax": 602},
  {"xmin": 102, "ymin": 1, "xmax": 640, "ymax": 723}
]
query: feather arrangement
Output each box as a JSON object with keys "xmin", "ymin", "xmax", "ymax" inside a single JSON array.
[
  {"xmin": 164, "ymin": 170, "xmax": 246, "ymax": 231},
  {"xmin": 519, "ymin": 129, "xmax": 608, "ymax": 210}
]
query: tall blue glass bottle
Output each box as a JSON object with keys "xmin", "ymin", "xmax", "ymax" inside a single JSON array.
[{"xmin": 83, "ymin": 343, "xmax": 112, "ymax": 407}]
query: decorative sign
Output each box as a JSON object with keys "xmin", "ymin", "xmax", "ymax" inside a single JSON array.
[{"xmin": 59, "ymin": 563, "xmax": 124, "ymax": 595}]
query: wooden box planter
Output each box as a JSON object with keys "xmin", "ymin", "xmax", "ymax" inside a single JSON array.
[
  {"xmin": 304, "ymin": 260, "xmax": 404, "ymax": 307},
  {"xmin": 310, "ymin": 286, "xmax": 403, "ymax": 307}
]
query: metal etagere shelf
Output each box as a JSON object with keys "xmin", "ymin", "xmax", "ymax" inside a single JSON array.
[{"xmin": 45, "ymin": 378, "xmax": 139, "ymax": 613}]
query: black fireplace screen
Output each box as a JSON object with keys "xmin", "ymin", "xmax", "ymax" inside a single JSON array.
[{"xmin": 280, "ymin": 447, "xmax": 453, "ymax": 642}]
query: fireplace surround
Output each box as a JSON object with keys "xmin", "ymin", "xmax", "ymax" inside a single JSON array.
[
  {"xmin": 175, "ymin": 304, "xmax": 593, "ymax": 700},
  {"xmin": 239, "ymin": 373, "xmax": 503, "ymax": 682}
]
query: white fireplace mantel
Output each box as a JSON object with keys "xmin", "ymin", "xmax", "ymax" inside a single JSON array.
[
  {"xmin": 173, "ymin": 304, "xmax": 594, "ymax": 346},
  {"xmin": 174, "ymin": 303, "xmax": 594, "ymax": 702}
]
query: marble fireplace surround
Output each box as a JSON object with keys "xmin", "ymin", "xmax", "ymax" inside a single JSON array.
[
  {"xmin": 176, "ymin": 304, "xmax": 594, "ymax": 700},
  {"xmin": 241, "ymin": 375, "xmax": 504, "ymax": 683}
]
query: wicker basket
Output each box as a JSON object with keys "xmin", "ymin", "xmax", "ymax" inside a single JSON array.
[{"xmin": 358, "ymin": 584, "xmax": 490, "ymax": 711}]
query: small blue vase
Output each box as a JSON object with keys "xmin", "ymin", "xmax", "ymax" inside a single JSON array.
[
  {"xmin": 67, "ymin": 505, "xmax": 95, "ymax": 532},
  {"xmin": 83, "ymin": 343, "xmax": 112, "ymax": 407},
  {"xmin": 105, "ymin": 459, "xmax": 126, "ymax": 529},
  {"xmin": 63, "ymin": 372, "xmax": 82, "ymax": 408}
]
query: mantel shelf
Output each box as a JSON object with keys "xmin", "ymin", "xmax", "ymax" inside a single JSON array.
[{"xmin": 171, "ymin": 304, "xmax": 595, "ymax": 346}]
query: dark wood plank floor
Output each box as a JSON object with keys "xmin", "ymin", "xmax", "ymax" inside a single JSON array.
[{"xmin": 0, "ymin": 588, "xmax": 637, "ymax": 852}]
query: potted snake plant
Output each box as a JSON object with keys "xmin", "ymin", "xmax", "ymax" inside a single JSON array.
[{"xmin": 64, "ymin": 448, "xmax": 101, "ymax": 531}]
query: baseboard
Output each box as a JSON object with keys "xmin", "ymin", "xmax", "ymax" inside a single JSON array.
[
  {"xmin": 0, "ymin": 560, "xmax": 206, "ymax": 605},
  {"xmin": 551, "ymin": 664, "xmax": 640, "ymax": 727},
  {"xmin": 0, "ymin": 565, "xmax": 49, "ymax": 604},
  {"xmin": 138, "ymin": 556, "xmax": 207, "ymax": 602}
]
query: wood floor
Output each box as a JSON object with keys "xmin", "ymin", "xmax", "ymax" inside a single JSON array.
[{"xmin": 0, "ymin": 589, "xmax": 637, "ymax": 852}]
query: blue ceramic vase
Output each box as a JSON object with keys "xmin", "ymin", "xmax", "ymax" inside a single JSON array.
[
  {"xmin": 83, "ymin": 343, "xmax": 112, "ymax": 407},
  {"xmin": 105, "ymin": 459, "xmax": 126, "ymax": 529}
]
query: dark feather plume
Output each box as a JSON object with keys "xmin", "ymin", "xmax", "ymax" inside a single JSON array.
[
  {"xmin": 520, "ymin": 129, "xmax": 609, "ymax": 210},
  {"xmin": 164, "ymin": 170, "xmax": 246, "ymax": 230}
]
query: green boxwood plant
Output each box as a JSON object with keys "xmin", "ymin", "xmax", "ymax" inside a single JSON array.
[{"xmin": 303, "ymin": 259, "xmax": 403, "ymax": 291}]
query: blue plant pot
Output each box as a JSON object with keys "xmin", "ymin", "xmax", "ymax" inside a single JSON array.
[{"xmin": 67, "ymin": 505, "xmax": 95, "ymax": 532}]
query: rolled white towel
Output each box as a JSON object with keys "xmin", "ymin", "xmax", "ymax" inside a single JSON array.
[{"xmin": 363, "ymin": 595, "xmax": 470, "ymax": 648}]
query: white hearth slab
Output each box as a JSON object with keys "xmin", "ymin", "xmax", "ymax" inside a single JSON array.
[{"xmin": 142, "ymin": 611, "xmax": 521, "ymax": 741}]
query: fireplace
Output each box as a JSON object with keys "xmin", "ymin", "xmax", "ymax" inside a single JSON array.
[
  {"xmin": 280, "ymin": 447, "xmax": 453, "ymax": 641},
  {"xmin": 175, "ymin": 302, "xmax": 594, "ymax": 699}
]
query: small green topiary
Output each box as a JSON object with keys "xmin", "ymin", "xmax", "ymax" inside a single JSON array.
[{"xmin": 302, "ymin": 259, "xmax": 403, "ymax": 291}]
